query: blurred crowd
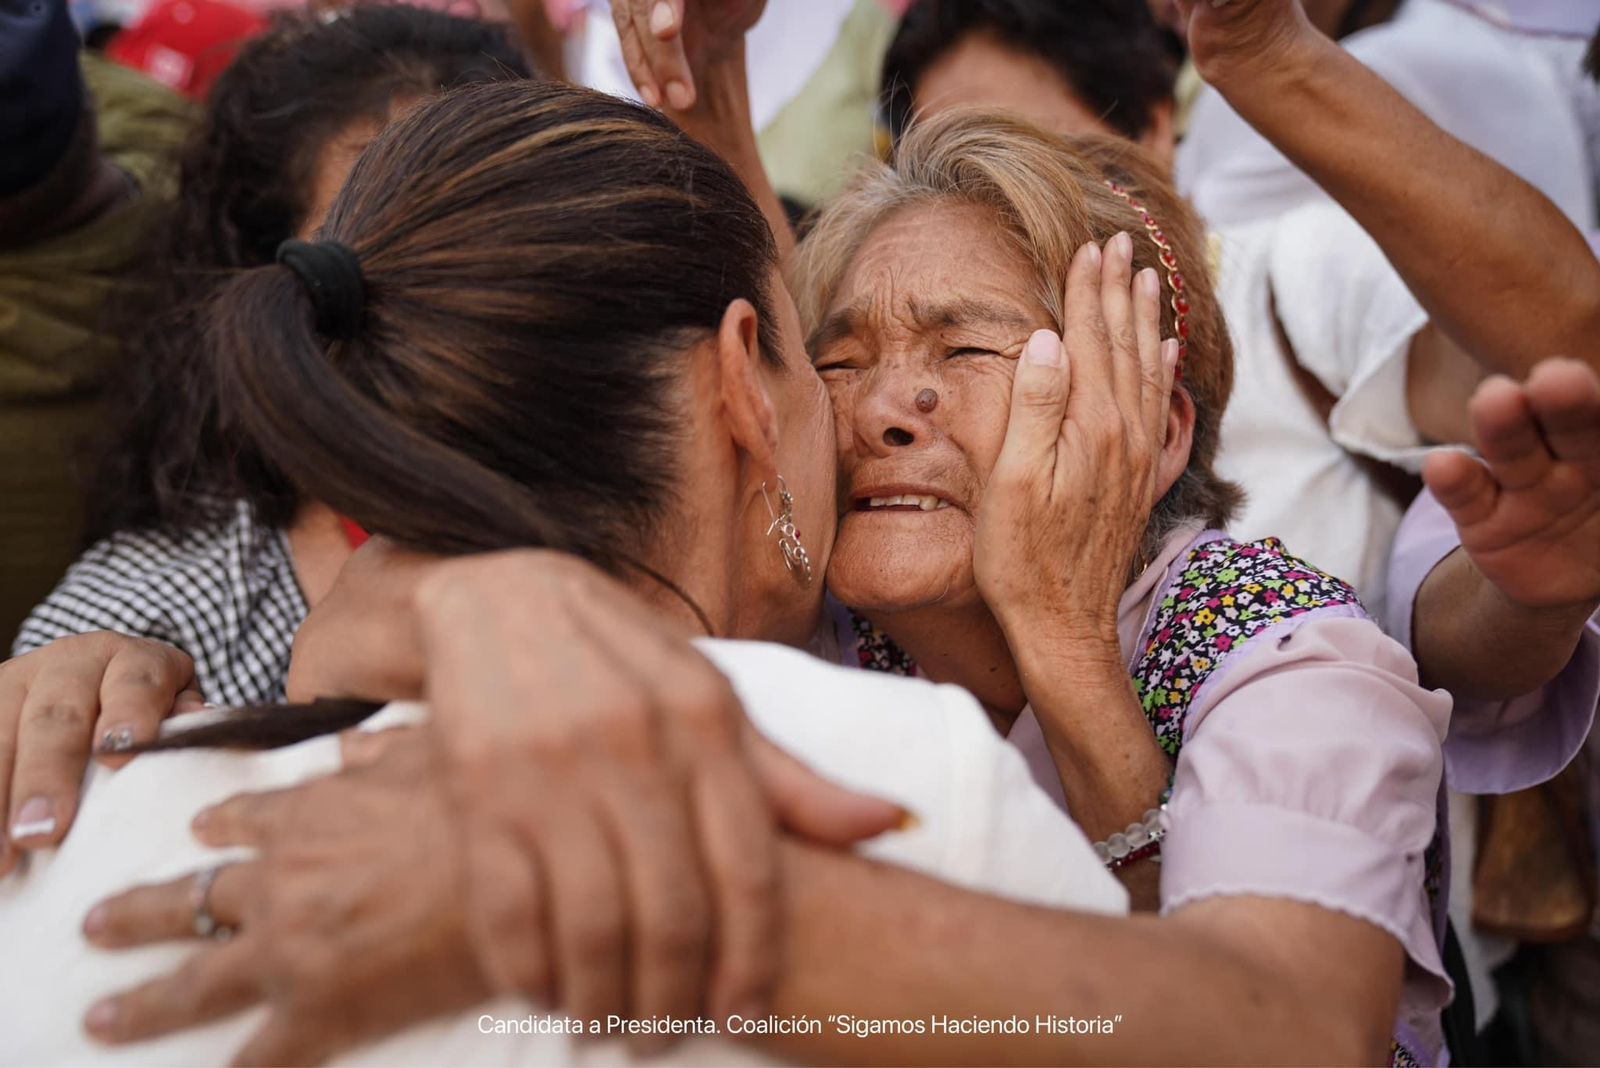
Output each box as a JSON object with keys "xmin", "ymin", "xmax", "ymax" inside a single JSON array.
[{"xmin": 1, "ymin": 1, "xmax": 1598, "ymax": 1065}]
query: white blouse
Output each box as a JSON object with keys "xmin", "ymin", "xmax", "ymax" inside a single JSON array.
[{"xmin": 0, "ymin": 638, "xmax": 1125, "ymax": 1066}]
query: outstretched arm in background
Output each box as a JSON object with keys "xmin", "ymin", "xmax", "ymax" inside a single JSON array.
[
  {"xmin": 1410, "ymin": 358, "xmax": 1600, "ymax": 700},
  {"xmin": 1180, "ymin": 0, "xmax": 1600, "ymax": 379},
  {"xmin": 609, "ymin": 0, "xmax": 795, "ymax": 259}
]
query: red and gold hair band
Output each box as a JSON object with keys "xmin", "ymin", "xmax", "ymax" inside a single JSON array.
[{"xmin": 1104, "ymin": 179, "xmax": 1190, "ymax": 370}]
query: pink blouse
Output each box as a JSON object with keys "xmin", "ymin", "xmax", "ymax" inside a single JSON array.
[{"xmin": 835, "ymin": 522, "xmax": 1453, "ymax": 1062}]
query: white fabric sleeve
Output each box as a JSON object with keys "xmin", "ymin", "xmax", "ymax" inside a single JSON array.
[
  {"xmin": 1267, "ymin": 204, "xmax": 1432, "ymax": 472},
  {"xmin": 697, "ymin": 639, "xmax": 1128, "ymax": 916}
]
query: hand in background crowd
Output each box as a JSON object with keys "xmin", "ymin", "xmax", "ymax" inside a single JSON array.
[
  {"xmin": 610, "ymin": 0, "xmax": 767, "ymax": 110},
  {"xmin": 1425, "ymin": 356, "xmax": 1600, "ymax": 617},
  {"xmin": 0, "ymin": 633, "xmax": 202, "ymax": 874},
  {"xmin": 1174, "ymin": 0, "xmax": 1325, "ymax": 88}
]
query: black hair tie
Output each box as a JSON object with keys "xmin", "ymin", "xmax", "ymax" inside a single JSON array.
[{"xmin": 275, "ymin": 238, "xmax": 367, "ymax": 340}]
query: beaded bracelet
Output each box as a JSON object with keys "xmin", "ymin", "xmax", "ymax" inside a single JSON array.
[{"xmin": 1094, "ymin": 788, "xmax": 1172, "ymax": 871}]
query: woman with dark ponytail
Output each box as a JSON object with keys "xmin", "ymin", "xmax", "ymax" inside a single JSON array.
[{"xmin": 0, "ymin": 81, "xmax": 1130, "ymax": 1062}]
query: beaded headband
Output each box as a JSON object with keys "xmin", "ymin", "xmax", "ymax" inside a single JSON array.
[{"xmin": 1103, "ymin": 179, "xmax": 1189, "ymax": 369}]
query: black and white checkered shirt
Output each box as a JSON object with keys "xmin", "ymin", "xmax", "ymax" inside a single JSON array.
[{"xmin": 10, "ymin": 502, "xmax": 307, "ymax": 706}]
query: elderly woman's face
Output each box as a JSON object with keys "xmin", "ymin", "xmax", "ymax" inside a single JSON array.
[{"xmin": 815, "ymin": 202, "xmax": 1053, "ymax": 614}]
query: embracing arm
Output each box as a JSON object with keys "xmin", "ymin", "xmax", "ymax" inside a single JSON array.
[
  {"xmin": 88, "ymin": 552, "xmax": 1414, "ymax": 1065},
  {"xmin": 766, "ymin": 844, "xmax": 1398, "ymax": 1065},
  {"xmin": 813, "ymin": 607, "xmax": 1447, "ymax": 1065},
  {"xmin": 1184, "ymin": 0, "xmax": 1600, "ymax": 376}
]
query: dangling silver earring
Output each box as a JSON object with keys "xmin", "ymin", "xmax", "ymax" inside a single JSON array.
[{"xmin": 762, "ymin": 475, "xmax": 813, "ymax": 586}]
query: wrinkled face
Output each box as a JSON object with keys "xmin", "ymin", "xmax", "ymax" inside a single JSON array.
[{"xmin": 815, "ymin": 203, "xmax": 1052, "ymax": 613}]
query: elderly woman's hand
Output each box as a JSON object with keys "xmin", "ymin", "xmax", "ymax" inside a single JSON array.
[
  {"xmin": 974, "ymin": 235, "xmax": 1180, "ymax": 653},
  {"xmin": 81, "ymin": 729, "xmax": 487, "ymax": 1065},
  {"xmin": 610, "ymin": 0, "xmax": 766, "ymax": 110},
  {"xmin": 972, "ymin": 235, "xmax": 1180, "ymax": 907},
  {"xmin": 0, "ymin": 633, "xmax": 202, "ymax": 874}
]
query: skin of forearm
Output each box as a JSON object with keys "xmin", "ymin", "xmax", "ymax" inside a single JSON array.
[
  {"xmin": 671, "ymin": 45, "xmax": 797, "ymax": 261},
  {"xmin": 1413, "ymin": 548, "xmax": 1596, "ymax": 699},
  {"xmin": 757, "ymin": 843, "xmax": 1392, "ymax": 1066},
  {"xmin": 1210, "ymin": 34, "xmax": 1600, "ymax": 377},
  {"xmin": 1012, "ymin": 648, "xmax": 1171, "ymax": 910}
]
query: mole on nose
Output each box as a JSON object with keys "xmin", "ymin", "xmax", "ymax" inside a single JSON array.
[{"xmin": 915, "ymin": 388, "xmax": 939, "ymax": 413}]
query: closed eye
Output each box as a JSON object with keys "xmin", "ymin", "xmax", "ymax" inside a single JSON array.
[{"xmin": 947, "ymin": 347, "xmax": 1000, "ymax": 359}]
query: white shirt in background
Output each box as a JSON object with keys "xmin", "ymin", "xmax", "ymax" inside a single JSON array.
[
  {"xmin": 1212, "ymin": 203, "xmax": 1433, "ymax": 616},
  {"xmin": 0, "ymin": 638, "xmax": 1124, "ymax": 1067}
]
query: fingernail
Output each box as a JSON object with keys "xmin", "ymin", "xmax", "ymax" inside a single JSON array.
[
  {"xmin": 1022, "ymin": 329, "xmax": 1062, "ymax": 367},
  {"xmin": 11, "ymin": 797, "xmax": 56, "ymax": 841},
  {"xmin": 85, "ymin": 997, "xmax": 118, "ymax": 1035},
  {"xmin": 99, "ymin": 726, "xmax": 135, "ymax": 754},
  {"xmin": 1112, "ymin": 231, "xmax": 1133, "ymax": 259},
  {"xmin": 83, "ymin": 903, "xmax": 108, "ymax": 938},
  {"xmin": 665, "ymin": 80, "xmax": 693, "ymax": 110},
  {"xmin": 638, "ymin": 82, "xmax": 661, "ymax": 108},
  {"xmin": 649, "ymin": 0, "xmax": 675, "ymax": 35},
  {"xmin": 895, "ymin": 808, "xmax": 921, "ymax": 832},
  {"xmin": 191, "ymin": 807, "xmax": 213, "ymax": 834},
  {"xmin": 1083, "ymin": 241, "xmax": 1102, "ymax": 267},
  {"xmin": 1138, "ymin": 266, "xmax": 1160, "ymax": 298},
  {"xmin": 1163, "ymin": 338, "xmax": 1180, "ymax": 365}
]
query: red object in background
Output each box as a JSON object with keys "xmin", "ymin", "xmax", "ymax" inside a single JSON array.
[{"xmin": 107, "ymin": 0, "xmax": 266, "ymax": 99}]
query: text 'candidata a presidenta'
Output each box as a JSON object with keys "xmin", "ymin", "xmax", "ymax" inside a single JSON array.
[{"xmin": 477, "ymin": 1013, "xmax": 1127, "ymax": 1038}]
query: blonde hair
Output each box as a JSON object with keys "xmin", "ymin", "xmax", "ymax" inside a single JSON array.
[{"xmin": 790, "ymin": 110, "xmax": 1242, "ymax": 532}]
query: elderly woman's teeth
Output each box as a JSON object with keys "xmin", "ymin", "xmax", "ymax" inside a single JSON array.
[{"xmin": 867, "ymin": 495, "xmax": 949, "ymax": 511}]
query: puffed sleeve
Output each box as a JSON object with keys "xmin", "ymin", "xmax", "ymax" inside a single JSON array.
[
  {"xmin": 1160, "ymin": 612, "xmax": 1452, "ymax": 1011},
  {"xmin": 1385, "ymin": 491, "xmax": 1600, "ymax": 793}
]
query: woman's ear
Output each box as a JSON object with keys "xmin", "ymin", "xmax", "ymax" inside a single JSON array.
[
  {"xmin": 715, "ymin": 298, "xmax": 781, "ymax": 486},
  {"xmin": 1154, "ymin": 384, "xmax": 1197, "ymax": 500}
]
